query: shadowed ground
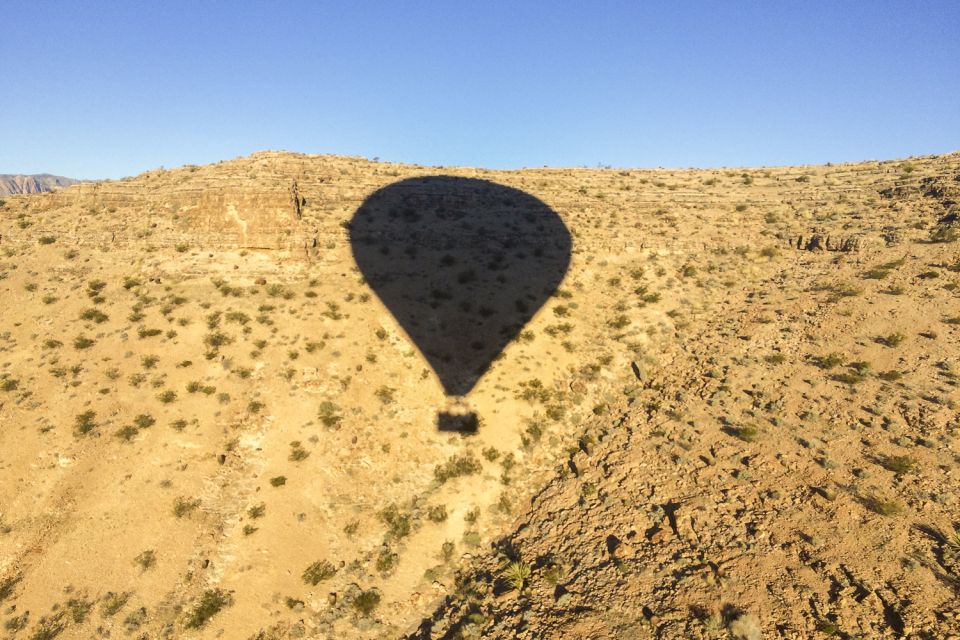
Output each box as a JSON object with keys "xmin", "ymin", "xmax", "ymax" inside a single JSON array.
[{"xmin": 349, "ymin": 176, "xmax": 572, "ymax": 401}]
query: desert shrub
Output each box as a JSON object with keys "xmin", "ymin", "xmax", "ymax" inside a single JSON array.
[
  {"xmin": 204, "ymin": 331, "xmax": 234, "ymax": 348},
  {"xmin": 864, "ymin": 494, "xmax": 904, "ymax": 516},
  {"xmin": 827, "ymin": 282, "xmax": 863, "ymax": 300},
  {"xmin": 318, "ymin": 401, "xmax": 342, "ymax": 428},
  {"xmin": 482, "ymin": 447, "xmax": 500, "ymax": 461},
  {"xmin": 516, "ymin": 378, "xmax": 553, "ymax": 403},
  {"xmin": 731, "ymin": 425, "xmax": 759, "ymax": 442},
  {"xmin": 880, "ymin": 455, "xmax": 916, "ymax": 474},
  {"xmin": 875, "ymin": 333, "xmax": 906, "ymax": 348},
  {"xmin": 863, "ymin": 267, "xmax": 891, "ymax": 279},
  {"xmin": 376, "ymin": 548, "xmax": 399, "ymax": 575},
  {"xmin": 810, "ymin": 352, "xmax": 844, "ymax": 369},
  {"xmin": 434, "ymin": 454, "xmax": 482, "ymax": 483},
  {"xmin": 374, "ymin": 386, "xmax": 396, "ymax": 405},
  {"xmin": 501, "ymin": 560, "xmax": 531, "ymax": 592},
  {"xmin": 288, "ymin": 441, "xmax": 309, "ymax": 461},
  {"xmin": 352, "ymin": 589, "xmax": 381, "ymax": 616},
  {"xmin": 134, "ymin": 550, "xmax": 156, "ymax": 571},
  {"xmin": 74, "ymin": 410, "xmax": 97, "ymax": 436},
  {"xmin": 99, "ymin": 591, "xmax": 130, "ymax": 618},
  {"xmin": 832, "ymin": 361, "xmax": 870, "ymax": 385},
  {"xmin": 115, "ymin": 425, "xmax": 139, "ymax": 441},
  {"xmin": 173, "ymin": 497, "xmax": 201, "ymax": 518},
  {"xmin": 4, "ymin": 612, "xmax": 28, "ymax": 632},
  {"xmin": 929, "ymin": 225, "xmax": 958, "ymax": 243},
  {"xmin": 608, "ymin": 314, "xmax": 630, "ymax": 329},
  {"xmin": 64, "ymin": 597, "xmax": 92, "ymax": 624},
  {"xmin": 379, "ymin": 504, "xmax": 412, "ymax": 540},
  {"xmin": 0, "ymin": 574, "xmax": 21, "ymax": 603},
  {"xmin": 184, "ymin": 589, "xmax": 232, "ymax": 628},
  {"xmin": 302, "ymin": 560, "xmax": 337, "ymax": 585},
  {"xmin": 265, "ymin": 283, "xmax": 295, "ymax": 299},
  {"xmin": 80, "ymin": 308, "xmax": 109, "ymax": 323}
]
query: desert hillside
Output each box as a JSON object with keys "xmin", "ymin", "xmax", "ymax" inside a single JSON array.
[
  {"xmin": 0, "ymin": 151, "xmax": 958, "ymax": 640},
  {"xmin": 0, "ymin": 175, "xmax": 78, "ymax": 196}
]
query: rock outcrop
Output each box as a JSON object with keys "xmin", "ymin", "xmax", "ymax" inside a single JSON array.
[{"xmin": 0, "ymin": 173, "xmax": 79, "ymax": 195}]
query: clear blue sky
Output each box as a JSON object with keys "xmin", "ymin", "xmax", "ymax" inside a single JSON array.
[{"xmin": 2, "ymin": 1, "xmax": 958, "ymax": 179}]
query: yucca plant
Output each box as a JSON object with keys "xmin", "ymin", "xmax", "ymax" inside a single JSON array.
[
  {"xmin": 501, "ymin": 560, "xmax": 531, "ymax": 592},
  {"xmin": 948, "ymin": 528, "xmax": 960, "ymax": 554}
]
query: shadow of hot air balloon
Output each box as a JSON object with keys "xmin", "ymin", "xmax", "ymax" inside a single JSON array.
[{"xmin": 349, "ymin": 176, "xmax": 572, "ymax": 432}]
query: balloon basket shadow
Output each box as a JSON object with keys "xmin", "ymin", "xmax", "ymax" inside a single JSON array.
[{"xmin": 437, "ymin": 411, "xmax": 478, "ymax": 433}]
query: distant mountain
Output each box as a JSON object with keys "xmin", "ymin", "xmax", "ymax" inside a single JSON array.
[{"xmin": 0, "ymin": 173, "xmax": 79, "ymax": 195}]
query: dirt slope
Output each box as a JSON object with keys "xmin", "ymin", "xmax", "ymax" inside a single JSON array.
[{"xmin": 0, "ymin": 152, "xmax": 958, "ymax": 640}]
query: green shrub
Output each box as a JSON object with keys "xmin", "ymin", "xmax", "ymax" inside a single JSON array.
[
  {"xmin": 434, "ymin": 454, "xmax": 482, "ymax": 483},
  {"xmin": 352, "ymin": 589, "xmax": 381, "ymax": 616},
  {"xmin": 80, "ymin": 308, "xmax": 109, "ymax": 323},
  {"xmin": 302, "ymin": 560, "xmax": 337, "ymax": 585},
  {"xmin": 864, "ymin": 494, "xmax": 904, "ymax": 516},
  {"xmin": 184, "ymin": 589, "xmax": 232, "ymax": 628},
  {"xmin": 880, "ymin": 455, "xmax": 916, "ymax": 474},
  {"xmin": 374, "ymin": 386, "xmax": 396, "ymax": 405},
  {"xmin": 875, "ymin": 333, "xmax": 906, "ymax": 348},
  {"xmin": 74, "ymin": 410, "xmax": 97, "ymax": 436},
  {"xmin": 732, "ymin": 425, "xmax": 759, "ymax": 442},
  {"xmin": 379, "ymin": 504, "xmax": 412, "ymax": 540},
  {"xmin": 173, "ymin": 497, "xmax": 200, "ymax": 518},
  {"xmin": 318, "ymin": 401, "xmax": 342, "ymax": 427}
]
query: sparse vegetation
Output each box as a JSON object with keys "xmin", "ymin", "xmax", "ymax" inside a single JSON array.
[
  {"xmin": 352, "ymin": 589, "xmax": 381, "ymax": 616},
  {"xmin": 184, "ymin": 589, "xmax": 232, "ymax": 628},
  {"xmin": 864, "ymin": 494, "xmax": 904, "ymax": 516},
  {"xmin": 302, "ymin": 560, "xmax": 337, "ymax": 585},
  {"xmin": 879, "ymin": 455, "xmax": 917, "ymax": 474},
  {"xmin": 501, "ymin": 560, "xmax": 531, "ymax": 592},
  {"xmin": 173, "ymin": 496, "xmax": 201, "ymax": 518},
  {"xmin": 434, "ymin": 454, "xmax": 482, "ymax": 483},
  {"xmin": 2, "ymin": 145, "xmax": 960, "ymax": 639}
]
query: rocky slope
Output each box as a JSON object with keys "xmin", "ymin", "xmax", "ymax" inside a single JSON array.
[
  {"xmin": 0, "ymin": 151, "xmax": 958, "ymax": 640},
  {"xmin": 0, "ymin": 174, "xmax": 79, "ymax": 196}
]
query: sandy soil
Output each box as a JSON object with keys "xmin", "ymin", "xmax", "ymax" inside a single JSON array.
[{"xmin": 0, "ymin": 151, "xmax": 957, "ymax": 639}]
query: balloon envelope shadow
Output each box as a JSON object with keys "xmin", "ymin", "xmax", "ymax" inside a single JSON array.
[{"xmin": 349, "ymin": 176, "xmax": 571, "ymax": 430}]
